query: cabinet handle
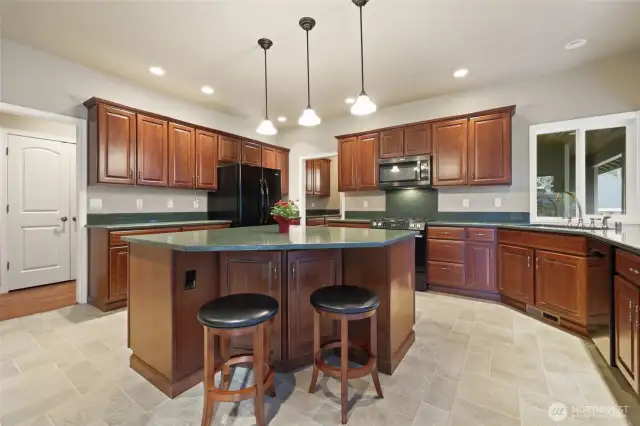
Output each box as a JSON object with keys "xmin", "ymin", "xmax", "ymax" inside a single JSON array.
[
  {"xmin": 197, "ymin": 176, "xmax": 200, "ymax": 186},
  {"xmin": 636, "ymin": 305, "xmax": 639, "ymax": 329},
  {"xmin": 630, "ymin": 301, "xmax": 634, "ymax": 323},
  {"xmin": 475, "ymin": 232, "xmax": 486, "ymax": 236},
  {"xmin": 130, "ymin": 169, "xmax": 134, "ymax": 180},
  {"xmin": 273, "ymin": 264, "xmax": 277, "ymax": 278},
  {"xmin": 442, "ymin": 245, "xmax": 450, "ymax": 248},
  {"xmin": 138, "ymin": 170, "xmax": 142, "ymax": 180},
  {"xmin": 527, "ymin": 256, "xmax": 531, "ymax": 268},
  {"xmin": 441, "ymin": 267, "xmax": 448, "ymax": 271},
  {"xmin": 442, "ymin": 232, "xmax": 450, "ymax": 236},
  {"xmin": 292, "ymin": 264, "xmax": 296, "ymax": 280},
  {"xmin": 471, "ymin": 172, "xmax": 475, "ymax": 179},
  {"xmin": 536, "ymin": 258, "xmax": 540, "ymax": 269},
  {"xmin": 630, "ymin": 267, "xmax": 639, "ymax": 275}
]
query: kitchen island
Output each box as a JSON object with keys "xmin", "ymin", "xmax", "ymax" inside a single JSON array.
[{"xmin": 123, "ymin": 225, "xmax": 416, "ymax": 398}]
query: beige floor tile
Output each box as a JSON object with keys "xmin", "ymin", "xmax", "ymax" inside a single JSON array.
[
  {"xmin": 75, "ymin": 339, "xmax": 112, "ymax": 358},
  {"xmin": 411, "ymin": 402, "xmax": 449, "ymax": 426},
  {"xmin": 394, "ymin": 353, "xmax": 437, "ymax": 377},
  {"xmin": 274, "ymin": 385, "xmax": 325, "ymax": 417},
  {"xmin": 114, "ymin": 370, "xmax": 170, "ymax": 411},
  {"xmin": 367, "ymin": 387, "xmax": 421, "ymax": 419},
  {"xmin": 0, "ymin": 359, "xmax": 21, "ymax": 379},
  {"xmin": 473, "ymin": 321, "xmax": 515, "ymax": 345},
  {"xmin": 378, "ymin": 370, "xmax": 430, "ymax": 397},
  {"xmin": 491, "ymin": 347, "xmax": 545, "ymax": 381},
  {"xmin": 449, "ymin": 398, "xmax": 520, "ymax": 426},
  {"xmin": 312, "ymin": 402, "xmax": 343, "ymax": 426},
  {"xmin": 0, "ymin": 330, "xmax": 41, "ymax": 362},
  {"xmin": 60, "ymin": 360, "xmax": 111, "ymax": 395},
  {"xmin": 490, "ymin": 366, "xmax": 550, "ymax": 396},
  {"xmin": 422, "ymin": 374, "xmax": 458, "ymax": 411},
  {"xmin": 346, "ymin": 403, "xmax": 413, "ymax": 426},
  {"xmin": 463, "ymin": 347, "xmax": 491, "ymax": 378},
  {"xmin": 12, "ymin": 414, "xmax": 55, "ymax": 426},
  {"xmin": 266, "ymin": 403, "xmax": 322, "ymax": 426},
  {"xmin": 456, "ymin": 374, "xmax": 520, "ymax": 418},
  {"xmin": 433, "ymin": 347, "xmax": 467, "ymax": 380},
  {"xmin": 13, "ymin": 341, "xmax": 85, "ymax": 372}
]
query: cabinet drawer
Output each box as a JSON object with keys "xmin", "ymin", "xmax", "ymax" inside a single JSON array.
[
  {"xmin": 498, "ymin": 229, "xmax": 588, "ymax": 256},
  {"xmin": 616, "ymin": 249, "xmax": 640, "ymax": 286},
  {"xmin": 428, "ymin": 261, "xmax": 465, "ymax": 287},
  {"xmin": 306, "ymin": 218, "xmax": 326, "ymax": 226},
  {"xmin": 109, "ymin": 227, "xmax": 182, "ymax": 246},
  {"xmin": 467, "ymin": 228, "xmax": 496, "ymax": 242},
  {"xmin": 427, "ymin": 227, "xmax": 465, "ymax": 240},
  {"xmin": 428, "ymin": 240, "xmax": 465, "ymax": 263}
]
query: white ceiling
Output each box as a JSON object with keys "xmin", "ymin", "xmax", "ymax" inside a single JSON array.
[{"xmin": 2, "ymin": 0, "xmax": 640, "ymax": 126}]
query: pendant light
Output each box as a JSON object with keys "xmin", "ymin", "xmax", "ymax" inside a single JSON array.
[
  {"xmin": 350, "ymin": 0, "xmax": 376, "ymax": 116},
  {"xmin": 298, "ymin": 17, "xmax": 321, "ymax": 127},
  {"xmin": 256, "ymin": 38, "xmax": 277, "ymax": 135}
]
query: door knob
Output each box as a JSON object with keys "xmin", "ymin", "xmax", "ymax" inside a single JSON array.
[
  {"xmin": 61, "ymin": 216, "xmax": 68, "ymax": 222},
  {"xmin": 72, "ymin": 217, "xmax": 77, "ymax": 222}
]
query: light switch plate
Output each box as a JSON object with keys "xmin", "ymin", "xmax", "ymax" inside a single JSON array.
[
  {"xmin": 193, "ymin": 199, "xmax": 200, "ymax": 209},
  {"xmin": 494, "ymin": 197, "xmax": 502, "ymax": 208},
  {"xmin": 363, "ymin": 200, "xmax": 369, "ymax": 208},
  {"xmin": 136, "ymin": 199, "xmax": 143, "ymax": 210},
  {"xmin": 311, "ymin": 202, "xmax": 315, "ymax": 208},
  {"xmin": 167, "ymin": 198, "xmax": 174, "ymax": 209},
  {"xmin": 462, "ymin": 198, "xmax": 470, "ymax": 208},
  {"xmin": 89, "ymin": 198, "xmax": 102, "ymax": 211}
]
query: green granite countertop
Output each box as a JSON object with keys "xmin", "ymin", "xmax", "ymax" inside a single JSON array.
[
  {"xmin": 86, "ymin": 220, "xmax": 232, "ymax": 230},
  {"xmin": 122, "ymin": 225, "xmax": 416, "ymax": 252}
]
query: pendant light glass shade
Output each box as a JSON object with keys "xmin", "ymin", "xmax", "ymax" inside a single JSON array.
[
  {"xmin": 256, "ymin": 118, "xmax": 278, "ymax": 135},
  {"xmin": 350, "ymin": 92, "xmax": 377, "ymax": 116},
  {"xmin": 298, "ymin": 107, "xmax": 321, "ymax": 126},
  {"xmin": 351, "ymin": 0, "xmax": 376, "ymax": 116}
]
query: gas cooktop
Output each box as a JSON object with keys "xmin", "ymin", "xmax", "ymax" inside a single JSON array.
[{"xmin": 370, "ymin": 217, "xmax": 426, "ymax": 230}]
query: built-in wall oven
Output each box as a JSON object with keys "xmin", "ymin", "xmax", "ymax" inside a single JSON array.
[{"xmin": 378, "ymin": 155, "xmax": 431, "ymax": 189}]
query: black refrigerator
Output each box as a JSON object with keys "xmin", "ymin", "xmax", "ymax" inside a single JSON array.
[{"xmin": 207, "ymin": 163, "xmax": 282, "ymax": 227}]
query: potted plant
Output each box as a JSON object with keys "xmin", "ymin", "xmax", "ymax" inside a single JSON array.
[{"xmin": 270, "ymin": 200, "xmax": 300, "ymax": 233}]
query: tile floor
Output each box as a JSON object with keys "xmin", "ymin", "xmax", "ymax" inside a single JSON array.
[{"xmin": 0, "ymin": 292, "xmax": 638, "ymax": 426}]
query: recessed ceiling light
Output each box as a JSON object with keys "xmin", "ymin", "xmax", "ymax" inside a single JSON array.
[
  {"xmin": 277, "ymin": 116, "xmax": 287, "ymax": 122},
  {"xmin": 453, "ymin": 68, "xmax": 469, "ymax": 78},
  {"xmin": 201, "ymin": 86, "xmax": 214, "ymax": 95},
  {"xmin": 344, "ymin": 97, "xmax": 355, "ymax": 104},
  {"xmin": 149, "ymin": 66, "xmax": 165, "ymax": 76},
  {"xmin": 565, "ymin": 39, "xmax": 587, "ymax": 50}
]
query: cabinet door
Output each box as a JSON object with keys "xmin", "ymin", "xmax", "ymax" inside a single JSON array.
[
  {"xmin": 219, "ymin": 252, "xmax": 282, "ymax": 361},
  {"xmin": 615, "ymin": 275, "xmax": 638, "ymax": 381},
  {"xmin": 218, "ymin": 136, "xmax": 241, "ymax": 162},
  {"xmin": 404, "ymin": 124, "xmax": 431, "ymax": 156},
  {"xmin": 338, "ymin": 137, "xmax": 358, "ymax": 192},
  {"xmin": 498, "ymin": 244, "xmax": 534, "ymax": 304},
  {"xmin": 287, "ymin": 250, "xmax": 341, "ymax": 362},
  {"xmin": 357, "ymin": 133, "xmax": 379, "ymax": 190},
  {"xmin": 137, "ymin": 115, "xmax": 168, "ymax": 186},
  {"xmin": 242, "ymin": 141, "xmax": 262, "ymax": 166},
  {"xmin": 168, "ymin": 123, "xmax": 195, "ymax": 188},
  {"xmin": 276, "ymin": 149, "xmax": 289, "ymax": 195},
  {"xmin": 320, "ymin": 159, "xmax": 331, "ymax": 196},
  {"xmin": 468, "ymin": 112, "xmax": 511, "ymax": 185},
  {"xmin": 262, "ymin": 146, "xmax": 277, "ymax": 169},
  {"xmin": 313, "ymin": 160, "xmax": 323, "ymax": 195},
  {"xmin": 379, "ymin": 129, "xmax": 404, "ymax": 159},
  {"xmin": 195, "ymin": 130, "xmax": 219, "ymax": 190},
  {"xmin": 432, "ymin": 119, "xmax": 468, "ymax": 186},
  {"xmin": 97, "ymin": 104, "xmax": 136, "ymax": 184},
  {"xmin": 306, "ymin": 160, "xmax": 315, "ymax": 194},
  {"xmin": 108, "ymin": 246, "xmax": 128, "ymax": 302},
  {"xmin": 535, "ymin": 250, "xmax": 587, "ymax": 324},
  {"xmin": 466, "ymin": 242, "xmax": 496, "ymax": 292}
]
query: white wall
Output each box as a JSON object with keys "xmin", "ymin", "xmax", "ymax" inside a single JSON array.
[
  {"xmin": 0, "ymin": 112, "xmax": 76, "ymax": 140},
  {"xmin": 88, "ymin": 185, "xmax": 207, "ymax": 214},
  {"xmin": 278, "ymin": 51, "xmax": 640, "ymax": 213}
]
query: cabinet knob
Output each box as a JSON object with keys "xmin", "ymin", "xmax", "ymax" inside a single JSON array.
[
  {"xmin": 130, "ymin": 169, "xmax": 134, "ymax": 180},
  {"xmin": 527, "ymin": 256, "xmax": 531, "ymax": 268},
  {"xmin": 630, "ymin": 300, "xmax": 634, "ymax": 323},
  {"xmin": 138, "ymin": 170, "xmax": 142, "ymax": 180}
]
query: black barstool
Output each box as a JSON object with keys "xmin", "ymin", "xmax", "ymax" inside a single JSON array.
[
  {"xmin": 197, "ymin": 293, "xmax": 279, "ymax": 426},
  {"xmin": 308, "ymin": 285, "xmax": 384, "ymax": 424}
]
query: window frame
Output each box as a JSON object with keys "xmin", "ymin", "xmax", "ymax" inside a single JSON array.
[{"xmin": 529, "ymin": 111, "xmax": 640, "ymax": 224}]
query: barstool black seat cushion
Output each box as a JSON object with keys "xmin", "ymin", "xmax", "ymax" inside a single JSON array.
[
  {"xmin": 310, "ymin": 285, "xmax": 380, "ymax": 315},
  {"xmin": 197, "ymin": 294, "xmax": 279, "ymax": 329}
]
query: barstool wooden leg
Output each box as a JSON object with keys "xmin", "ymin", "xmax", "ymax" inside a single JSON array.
[
  {"xmin": 264, "ymin": 319, "xmax": 276, "ymax": 398},
  {"xmin": 340, "ymin": 315, "xmax": 349, "ymax": 425},
  {"xmin": 253, "ymin": 323, "xmax": 266, "ymax": 426},
  {"xmin": 308, "ymin": 309, "xmax": 321, "ymax": 394},
  {"xmin": 370, "ymin": 310, "xmax": 383, "ymax": 398},
  {"xmin": 219, "ymin": 335, "xmax": 231, "ymax": 391},
  {"xmin": 201, "ymin": 327, "xmax": 216, "ymax": 426}
]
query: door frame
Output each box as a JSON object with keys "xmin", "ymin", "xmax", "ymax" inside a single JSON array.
[
  {"xmin": 296, "ymin": 151, "xmax": 345, "ymax": 224},
  {"xmin": 0, "ymin": 103, "xmax": 88, "ymax": 304}
]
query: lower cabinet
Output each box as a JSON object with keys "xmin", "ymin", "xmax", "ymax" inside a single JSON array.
[
  {"xmin": 615, "ymin": 275, "xmax": 639, "ymax": 389},
  {"xmin": 287, "ymin": 250, "xmax": 341, "ymax": 363},
  {"xmin": 498, "ymin": 244, "xmax": 534, "ymax": 304},
  {"xmin": 466, "ymin": 242, "xmax": 496, "ymax": 292},
  {"xmin": 108, "ymin": 246, "xmax": 129, "ymax": 301}
]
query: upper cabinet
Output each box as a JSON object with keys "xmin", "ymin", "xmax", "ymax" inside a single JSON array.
[
  {"xmin": 195, "ymin": 130, "xmax": 218, "ymax": 190},
  {"xmin": 218, "ymin": 136, "xmax": 241, "ymax": 163},
  {"xmin": 275, "ymin": 149, "xmax": 289, "ymax": 195},
  {"xmin": 432, "ymin": 119, "xmax": 468, "ymax": 186},
  {"xmin": 379, "ymin": 124, "xmax": 431, "ymax": 159},
  {"xmin": 242, "ymin": 141, "xmax": 262, "ymax": 166},
  {"xmin": 262, "ymin": 146, "xmax": 277, "ymax": 169},
  {"xmin": 168, "ymin": 123, "xmax": 195, "ymax": 188},
  {"xmin": 468, "ymin": 112, "xmax": 512, "ymax": 185},
  {"xmin": 306, "ymin": 159, "xmax": 331, "ymax": 197},
  {"xmin": 137, "ymin": 114, "xmax": 168, "ymax": 186},
  {"xmin": 338, "ymin": 134, "xmax": 378, "ymax": 192}
]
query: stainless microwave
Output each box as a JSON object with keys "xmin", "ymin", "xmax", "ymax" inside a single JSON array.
[{"xmin": 378, "ymin": 155, "xmax": 431, "ymax": 189}]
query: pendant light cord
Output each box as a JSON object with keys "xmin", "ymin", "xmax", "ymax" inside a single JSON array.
[
  {"xmin": 359, "ymin": 5, "xmax": 365, "ymax": 94},
  {"xmin": 264, "ymin": 49, "xmax": 269, "ymax": 119},
  {"xmin": 306, "ymin": 29, "xmax": 311, "ymax": 109}
]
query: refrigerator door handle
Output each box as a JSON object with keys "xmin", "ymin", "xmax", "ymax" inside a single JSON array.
[
  {"xmin": 259, "ymin": 178, "xmax": 265, "ymax": 225},
  {"xmin": 264, "ymin": 179, "xmax": 270, "ymax": 224}
]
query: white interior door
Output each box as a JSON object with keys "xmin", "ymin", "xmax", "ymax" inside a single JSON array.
[
  {"xmin": 7, "ymin": 133, "xmax": 74, "ymax": 290},
  {"xmin": 70, "ymin": 145, "xmax": 77, "ymax": 280}
]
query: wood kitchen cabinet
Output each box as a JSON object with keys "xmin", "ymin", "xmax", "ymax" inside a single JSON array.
[
  {"xmin": 262, "ymin": 146, "xmax": 277, "ymax": 169},
  {"xmin": 338, "ymin": 137, "xmax": 358, "ymax": 191},
  {"xmin": 218, "ymin": 135, "xmax": 241, "ymax": 163},
  {"xmin": 615, "ymin": 275, "xmax": 639, "ymax": 390},
  {"xmin": 379, "ymin": 129, "xmax": 404, "ymax": 159},
  {"xmin": 168, "ymin": 123, "xmax": 196, "ymax": 188},
  {"xmin": 337, "ymin": 134, "xmax": 378, "ymax": 192},
  {"xmin": 219, "ymin": 251, "xmax": 283, "ymax": 361},
  {"xmin": 466, "ymin": 242, "xmax": 496, "ymax": 292},
  {"xmin": 498, "ymin": 244, "xmax": 534, "ymax": 305},
  {"xmin": 306, "ymin": 159, "xmax": 331, "ymax": 196},
  {"xmin": 108, "ymin": 246, "xmax": 129, "ymax": 302},
  {"xmin": 287, "ymin": 250, "xmax": 341, "ymax": 364},
  {"xmin": 468, "ymin": 112, "xmax": 512, "ymax": 185},
  {"xmin": 137, "ymin": 114, "xmax": 168, "ymax": 186},
  {"xmin": 195, "ymin": 130, "xmax": 218, "ymax": 190},
  {"xmin": 379, "ymin": 125, "xmax": 431, "ymax": 158},
  {"xmin": 432, "ymin": 118, "xmax": 468, "ymax": 186},
  {"xmin": 241, "ymin": 140, "xmax": 262, "ymax": 166},
  {"xmin": 276, "ymin": 149, "xmax": 289, "ymax": 195},
  {"xmin": 89, "ymin": 103, "xmax": 137, "ymax": 185}
]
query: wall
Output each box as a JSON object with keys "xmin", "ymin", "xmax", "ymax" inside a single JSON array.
[
  {"xmin": 88, "ymin": 185, "xmax": 207, "ymax": 214},
  {"xmin": 1, "ymin": 40, "xmax": 277, "ymax": 213},
  {"xmin": 278, "ymin": 51, "xmax": 640, "ymax": 214},
  {"xmin": 305, "ymin": 155, "xmax": 340, "ymax": 210},
  {"xmin": 0, "ymin": 112, "xmax": 76, "ymax": 140}
]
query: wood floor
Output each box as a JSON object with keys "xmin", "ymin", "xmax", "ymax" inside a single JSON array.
[{"xmin": 0, "ymin": 280, "xmax": 76, "ymax": 321}]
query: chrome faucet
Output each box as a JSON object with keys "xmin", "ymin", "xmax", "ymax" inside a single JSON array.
[
  {"xmin": 556, "ymin": 191, "xmax": 584, "ymax": 227},
  {"xmin": 602, "ymin": 215, "xmax": 612, "ymax": 229}
]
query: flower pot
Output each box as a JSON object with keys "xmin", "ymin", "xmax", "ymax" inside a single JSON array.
[{"xmin": 274, "ymin": 215, "xmax": 292, "ymax": 233}]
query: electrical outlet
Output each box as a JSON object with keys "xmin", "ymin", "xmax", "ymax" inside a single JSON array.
[
  {"xmin": 136, "ymin": 199, "xmax": 143, "ymax": 210},
  {"xmin": 462, "ymin": 198, "xmax": 470, "ymax": 208},
  {"xmin": 167, "ymin": 198, "xmax": 174, "ymax": 209},
  {"xmin": 494, "ymin": 197, "xmax": 502, "ymax": 208},
  {"xmin": 363, "ymin": 200, "xmax": 369, "ymax": 208},
  {"xmin": 89, "ymin": 198, "xmax": 102, "ymax": 211},
  {"xmin": 193, "ymin": 199, "xmax": 200, "ymax": 209},
  {"xmin": 311, "ymin": 202, "xmax": 315, "ymax": 208}
]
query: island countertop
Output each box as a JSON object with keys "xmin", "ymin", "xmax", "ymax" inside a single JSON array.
[{"xmin": 122, "ymin": 224, "xmax": 416, "ymax": 251}]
